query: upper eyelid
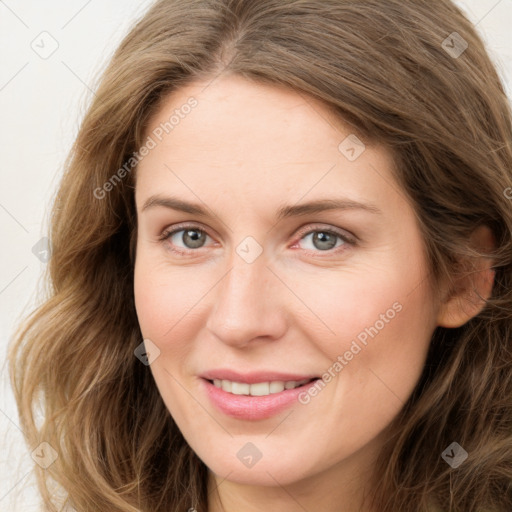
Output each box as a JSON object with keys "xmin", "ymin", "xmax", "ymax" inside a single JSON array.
[
  {"xmin": 294, "ymin": 223, "xmax": 356, "ymax": 243},
  {"xmin": 161, "ymin": 222, "xmax": 212, "ymax": 240}
]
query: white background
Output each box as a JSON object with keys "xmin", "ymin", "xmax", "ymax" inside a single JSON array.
[{"xmin": 0, "ymin": 0, "xmax": 511, "ymax": 509}]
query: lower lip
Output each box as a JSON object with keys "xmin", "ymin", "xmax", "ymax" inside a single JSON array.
[{"xmin": 201, "ymin": 378, "xmax": 319, "ymax": 421}]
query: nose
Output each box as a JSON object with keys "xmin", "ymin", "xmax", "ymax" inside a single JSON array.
[{"xmin": 205, "ymin": 254, "xmax": 288, "ymax": 348}]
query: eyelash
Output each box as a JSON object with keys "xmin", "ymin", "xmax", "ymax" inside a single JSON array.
[{"xmin": 158, "ymin": 223, "xmax": 356, "ymax": 257}]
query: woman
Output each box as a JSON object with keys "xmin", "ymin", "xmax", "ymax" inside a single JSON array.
[{"xmin": 9, "ymin": 0, "xmax": 512, "ymax": 510}]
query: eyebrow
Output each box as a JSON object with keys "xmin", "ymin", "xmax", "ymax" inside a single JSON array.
[{"xmin": 141, "ymin": 195, "xmax": 383, "ymax": 220}]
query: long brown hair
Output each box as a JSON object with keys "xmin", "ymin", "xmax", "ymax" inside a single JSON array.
[{"xmin": 8, "ymin": 0, "xmax": 512, "ymax": 510}]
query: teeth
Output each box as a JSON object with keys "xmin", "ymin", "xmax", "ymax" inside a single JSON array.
[
  {"xmin": 269, "ymin": 381, "xmax": 285, "ymax": 393},
  {"xmin": 232, "ymin": 382, "xmax": 250, "ymax": 395},
  {"xmin": 220, "ymin": 379, "xmax": 231, "ymax": 392},
  {"xmin": 250, "ymin": 382, "xmax": 270, "ymax": 396},
  {"xmin": 212, "ymin": 378, "xmax": 312, "ymax": 396}
]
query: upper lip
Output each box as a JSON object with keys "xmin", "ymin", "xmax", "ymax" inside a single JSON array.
[{"xmin": 200, "ymin": 369, "xmax": 319, "ymax": 384}]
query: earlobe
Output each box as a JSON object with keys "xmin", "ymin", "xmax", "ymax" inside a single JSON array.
[{"xmin": 436, "ymin": 225, "xmax": 496, "ymax": 328}]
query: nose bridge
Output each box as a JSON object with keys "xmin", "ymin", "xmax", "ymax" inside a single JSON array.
[{"xmin": 206, "ymin": 248, "xmax": 287, "ymax": 346}]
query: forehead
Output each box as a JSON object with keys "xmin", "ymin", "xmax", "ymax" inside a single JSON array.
[{"xmin": 135, "ymin": 75, "xmax": 400, "ymax": 215}]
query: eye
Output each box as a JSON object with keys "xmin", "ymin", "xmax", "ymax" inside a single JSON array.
[
  {"xmin": 158, "ymin": 223, "xmax": 355, "ymax": 256},
  {"xmin": 293, "ymin": 225, "xmax": 355, "ymax": 254},
  {"xmin": 159, "ymin": 224, "xmax": 213, "ymax": 254}
]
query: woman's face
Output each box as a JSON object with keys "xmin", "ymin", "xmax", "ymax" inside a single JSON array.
[{"xmin": 133, "ymin": 75, "xmax": 440, "ymax": 490}]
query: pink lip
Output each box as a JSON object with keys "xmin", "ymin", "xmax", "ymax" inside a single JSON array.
[
  {"xmin": 201, "ymin": 377, "xmax": 319, "ymax": 421},
  {"xmin": 199, "ymin": 368, "xmax": 318, "ymax": 384}
]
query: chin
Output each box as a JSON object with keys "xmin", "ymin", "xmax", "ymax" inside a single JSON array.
[{"xmin": 203, "ymin": 451, "xmax": 314, "ymax": 487}]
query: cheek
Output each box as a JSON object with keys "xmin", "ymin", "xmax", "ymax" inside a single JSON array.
[
  {"xmin": 133, "ymin": 270, "xmax": 169, "ymax": 341},
  {"xmin": 325, "ymin": 273, "xmax": 435, "ymax": 429},
  {"xmin": 134, "ymin": 253, "xmax": 194, "ymax": 338},
  {"xmin": 294, "ymin": 277, "xmax": 435, "ymax": 460},
  {"xmin": 133, "ymin": 252, "xmax": 216, "ymax": 375},
  {"xmin": 294, "ymin": 268, "xmax": 431, "ymax": 362},
  {"xmin": 295, "ymin": 248, "xmax": 435, "ymax": 415},
  {"xmin": 362, "ymin": 283, "xmax": 436, "ymax": 399},
  {"xmin": 133, "ymin": 258, "xmax": 201, "ymax": 420}
]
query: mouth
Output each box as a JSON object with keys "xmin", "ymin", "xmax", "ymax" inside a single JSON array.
[
  {"xmin": 201, "ymin": 376, "xmax": 321, "ymax": 420},
  {"xmin": 205, "ymin": 377, "xmax": 319, "ymax": 397}
]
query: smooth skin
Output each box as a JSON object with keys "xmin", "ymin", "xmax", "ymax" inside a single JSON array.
[{"xmin": 133, "ymin": 74, "xmax": 495, "ymax": 512}]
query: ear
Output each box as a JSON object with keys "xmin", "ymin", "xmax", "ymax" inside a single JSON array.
[{"xmin": 436, "ymin": 225, "xmax": 496, "ymax": 328}]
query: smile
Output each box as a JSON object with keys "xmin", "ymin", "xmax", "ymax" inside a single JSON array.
[
  {"xmin": 210, "ymin": 378, "xmax": 315, "ymax": 396},
  {"xmin": 202, "ymin": 377, "xmax": 320, "ymax": 420}
]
